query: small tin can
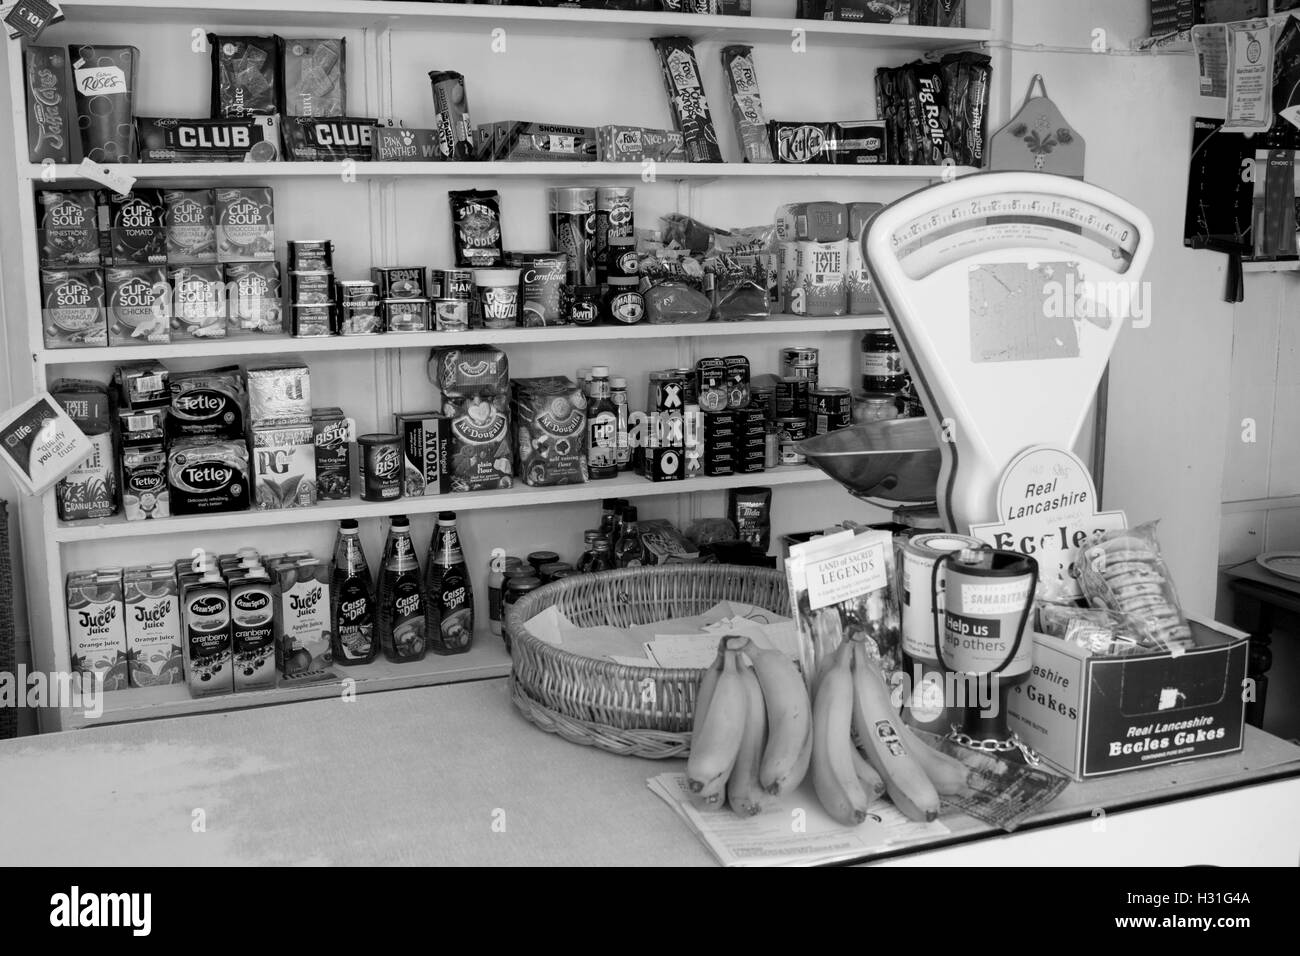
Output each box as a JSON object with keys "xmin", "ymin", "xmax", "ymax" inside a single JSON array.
[
  {"xmin": 810, "ymin": 386, "xmax": 853, "ymax": 435},
  {"xmin": 777, "ymin": 416, "xmax": 807, "ymax": 465},
  {"xmin": 425, "ymin": 270, "xmax": 446, "ymax": 300},
  {"xmin": 292, "ymin": 304, "xmax": 335, "ymax": 337},
  {"xmin": 898, "ymin": 532, "xmax": 986, "ymax": 663},
  {"xmin": 372, "ymin": 266, "xmax": 427, "ymax": 299},
  {"xmin": 434, "ymin": 298, "xmax": 470, "ymax": 332},
  {"xmin": 288, "ymin": 239, "xmax": 333, "ymax": 272},
  {"xmin": 359, "ymin": 433, "xmax": 403, "ymax": 502},
  {"xmin": 750, "ymin": 382, "xmax": 776, "ymax": 420},
  {"xmin": 724, "ymin": 355, "xmax": 751, "ymax": 409},
  {"xmin": 776, "ymin": 377, "xmax": 809, "ymax": 418},
  {"xmin": 441, "ymin": 268, "xmax": 475, "ymax": 302},
  {"xmin": 673, "ymin": 368, "xmax": 697, "ymax": 407},
  {"xmin": 781, "ymin": 345, "xmax": 819, "ymax": 390},
  {"xmin": 696, "ymin": 357, "xmax": 728, "ymax": 412},
  {"xmin": 548, "ymin": 186, "xmax": 597, "ymax": 288},
  {"xmin": 290, "ymin": 271, "xmax": 335, "ymax": 306},
  {"xmin": 384, "ymin": 297, "xmax": 430, "ymax": 333}
]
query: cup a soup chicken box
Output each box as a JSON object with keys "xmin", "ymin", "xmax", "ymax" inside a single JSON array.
[{"xmin": 1005, "ymin": 617, "xmax": 1249, "ymax": 780}]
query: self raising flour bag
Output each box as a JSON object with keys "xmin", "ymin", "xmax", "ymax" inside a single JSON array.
[{"xmin": 511, "ymin": 377, "xmax": 589, "ymax": 487}]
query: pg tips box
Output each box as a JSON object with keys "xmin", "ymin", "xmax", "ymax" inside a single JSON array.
[{"xmin": 1005, "ymin": 617, "xmax": 1249, "ymax": 780}]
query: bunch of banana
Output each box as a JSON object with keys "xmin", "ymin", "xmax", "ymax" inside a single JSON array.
[{"xmin": 686, "ymin": 636, "xmax": 813, "ymax": 817}]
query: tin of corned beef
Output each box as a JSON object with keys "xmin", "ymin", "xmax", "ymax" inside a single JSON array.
[
  {"xmin": 359, "ymin": 433, "xmax": 403, "ymax": 502},
  {"xmin": 809, "ymin": 386, "xmax": 852, "ymax": 435},
  {"xmin": 776, "ymin": 377, "xmax": 809, "ymax": 418}
]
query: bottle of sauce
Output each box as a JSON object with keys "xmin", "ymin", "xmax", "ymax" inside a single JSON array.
[
  {"xmin": 577, "ymin": 528, "xmax": 601, "ymax": 572},
  {"xmin": 378, "ymin": 515, "xmax": 425, "ymax": 663},
  {"xmin": 426, "ymin": 510, "xmax": 474, "ymax": 655},
  {"xmin": 614, "ymin": 506, "xmax": 644, "ymax": 567},
  {"xmin": 330, "ymin": 518, "xmax": 377, "ymax": 665},
  {"xmin": 488, "ymin": 555, "xmax": 523, "ymax": 640},
  {"xmin": 587, "ymin": 367, "xmax": 618, "ymax": 480},
  {"xmin": 611, "ymin": 377, "xmax": 631, "ymax": 471},
  {"xmin": 589, "ymin": 535, "xmax": 615, "ymax": 572}
]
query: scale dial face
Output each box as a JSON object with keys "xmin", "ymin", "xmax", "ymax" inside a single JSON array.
[{"xmin": 863, "ymin": 172, "xmax": 1155, "ymax": 534}]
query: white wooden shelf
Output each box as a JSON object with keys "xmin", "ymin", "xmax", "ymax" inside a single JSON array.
[
  {"xmin": 25, "ymin": 161, "xmax": 973, "ymax": 185},
  {"xmin": 54, "ymin": 466, "xmax": 835, "ymax": 542},
  {"xmin": 40, "ymin": 314, "xmax": 886, "ymax": 365},
  {"xmin": 53, "ymin": 0, "xmax": 992, "ymax": 48},
  {"xmin": 1242, "ymin": 259, "xmax": 1300, "ymax": 274},
  {"xmin": 64, "ymin": 637, "xmax": 511, "ymax": 728}
]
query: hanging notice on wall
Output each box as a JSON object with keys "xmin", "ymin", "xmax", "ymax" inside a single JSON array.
[
  {"xmin": 1191, "ymin": 24, "xmax": 1228, "ymax": 102},
  {"xmin": 1222, "ymin": 19, "xmax": 1274, "ymax": 134},
  {"xmin": 0, "ymin": 392, "xmax": 92, "ymax": 495}
]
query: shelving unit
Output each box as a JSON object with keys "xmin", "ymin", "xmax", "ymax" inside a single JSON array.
[{"xmin": 3, "ymin": 0, "xmax": 1012, "ymax": 731}]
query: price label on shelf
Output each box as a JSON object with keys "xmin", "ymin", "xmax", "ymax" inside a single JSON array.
[
  {"xmin": 74, "ymin": 159, "xmax": 136, "ymax": 196},
  {"xmin": 3, "ymin": 0, "xmax": 62, "ymax": 41}
]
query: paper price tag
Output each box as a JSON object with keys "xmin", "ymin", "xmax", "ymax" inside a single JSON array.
[
  {"xmin": 74, "ymin": 159, "xmax": 136, "ymax": 196},
  {"xmin": 4, "ymin": 0, "xmax": 62, "ymax": 41}
]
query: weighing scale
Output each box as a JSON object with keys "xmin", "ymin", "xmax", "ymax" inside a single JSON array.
[{"xmin": 821, "ymin": 172, "xmax": 1157, "ymax": 534}]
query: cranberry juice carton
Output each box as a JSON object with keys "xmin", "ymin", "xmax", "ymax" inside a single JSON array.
[
  {"xmin": 123, "ymin": 565, "xmax": 183, "ymax": 686},
  {"xmin": 180, "ymin": 569, "xmax": 233, "ymax": 697},
  {"xmin": 66, "ymin": 569, "xmax": 128, "ymax": 691},
  {"xmin": 228, "ymin": 567, "xmax": 277, "ymax": 692}
]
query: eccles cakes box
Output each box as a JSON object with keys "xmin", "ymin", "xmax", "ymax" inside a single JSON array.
[{"xmin": 1005, "ymin": 617, "xmax": 1248, "ymax": 780}]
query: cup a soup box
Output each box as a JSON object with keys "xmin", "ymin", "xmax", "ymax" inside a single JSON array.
[{"xmin": 1005, "ymin": 617, "xmax": 1248, "ymax": 780}]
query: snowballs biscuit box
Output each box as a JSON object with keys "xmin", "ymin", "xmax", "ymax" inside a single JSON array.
[
  {"xmin": 511, "ymin": 376, "xmax": 589, "ymax": 487},
  {"xmin": 269, "ymin": 557, "xmax": 332, "ymax": 680},
  {"xmin": 168, "ymin": 439, "xmax": 251, "ymax": 515},
  {"xmin": 122, "ymin": 566, "xmax": 183, "ymax": 686},
  {"xmin": 1005, "ymin": 618, "xmax": 1249, "ymax": 780},
  {"xmin": 167, "ymin": 367, "xmax": 247, "ymax": 440},
  {"xmin": 41, "ymin": 267, "xmax": 107, "ymax": 348},
  {"xmin": 441, "ymin": 391, "xmax": 513, "ymax": 491},
  {"xmin": 169, "ymin": 264, "xmax": 227, "ymax": 339},
  {"xmin": 106, "ymin": 265, "xmax": 170, "ymax": 345},
  {"xmin": 215, "ymin": 186, "xmax": 275, "ymax": 262},
  {"xmin": 252, "ymin": 423, "xmax": 317, "ymax": 509},
  {"xmin": 393, "ymin": 412, "xmax": 451, "ymax": 496},
  {"xmin": 312, "ymin": 407, "xmax": 354, "ymax": 500},
  {"xmin": 162, "ymin": 189, "xmax": 217, "ymax": 264},
  {"xmin": 97, "ymin": 188, "xmax": 166, "ymax": 265},
  {"xmin": 38, "ymin": 190, "xmax": 100, "ymax": 266},
  {"xmin": 227, "ymin": 567, "xmax": 276, "ymax": 692},
  {"xmin": 66, "ymin": 569, "xmax": 128, "ymax": 691},
  {"xmin": 180, "ymin": 567, "xmax": 233, "ymax": 697},
  {"xmin": 246, "ymin": 364, "xmax": 311, "ymax": 425},
  {"xmin": 51, "ymin": 379, "xmax": 117, "ymax": 522}
]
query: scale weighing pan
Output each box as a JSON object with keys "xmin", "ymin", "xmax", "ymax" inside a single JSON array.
[
  {"xmin": 864, "ymin": 171, "xmax": 1155, "ymax": 533},
  {"xmin": 797, "ymin": 418, "xmax": 940, "ymax": 504}
]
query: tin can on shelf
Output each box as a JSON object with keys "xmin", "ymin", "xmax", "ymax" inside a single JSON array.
[
  {"xmin": 548, "ymin": 186, "xmax": 596, "ymax": 289},
  {"xmin": 777, "ymin": 416, "xmax": 807, "ymax": 465},
  {"xmin": 434, "ymin": 298, "xmax": 470, "ymax": 332},
  {"xmin": 288, "ymin": 239, "xmax": 333, "ymax": 272},
  {"xmin": 776, "ymin": 377, "xmax": 809, "ymax": 418},
  {"xmin": 853, "ymin": 392, "xmax": 902, "ymax": 425},
  {"xmin": 384, "ymin": 297, "xmax": 430, "ymax": 333},
  {"xmin": 359, "ymin": 433, "xmax": 403, "ymax": 502},
  {"xmin": 810, "ymin": 386, "xmax": 852, "ymax": 435},
  {"xmin": 898, "ymin": 532, "xmax": 986, "ymax": 663},
  {"xmin": 861, "ymin": 328, "xmax": 906, "ymax": 392},
  {"xmin": 595, "ymin": 185, "xmax": 634, "ymax": 287}
]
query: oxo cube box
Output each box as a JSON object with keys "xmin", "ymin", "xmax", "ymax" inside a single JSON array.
[{"xmin": 1005, "ymin": 617, "xmax": 1248, "ymax": 780}]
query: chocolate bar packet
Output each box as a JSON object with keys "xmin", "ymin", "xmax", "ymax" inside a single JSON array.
[
  {"xmin": 283, "ymin": 116, "xmax": 376, "ymax": 161},
  {"xmin": 137, "ymin": 115, "xmax": 281, "ymax": 163},
  {"xmin": 210, "ymin": 35, "xmax": 280, "ymax": 118},
  {"xmin": 372, "ymin": 126, "xmax": 440, "ymax": 161},
  {"xmin": 448, "ymin": 189, "xmax": 504, "ymax": 268},
  {"xmin": 956, "ymin": 52, "xmax": 991, "ymax": 167},
  {"xmin": 69, "ymin": 44, "xmax": 138, "ymax": 163},
  {"xmin": 25, "ymin": 46, "xmax": 70, "ymax": 164},
  {"xmin": 940, "ymin": 54, "xmax": 970, "ymax": 166},
  {"xmin": 721, "ymin": 46, "xmax": 773, "ymax": 164},
  {"xmin": 769, "ymin": 121, "xmax": 835, "ymax": 164},
  {"xmin": 917, "ymin": 61, "xmax": 956, "ymax": 164},
  {"xmin": 281, "ymin": 38, "xmax": 346, "ymax": 117},
  {"xmin": 653, "ymin": 37, "xmax": 723, "ymax": 164}
]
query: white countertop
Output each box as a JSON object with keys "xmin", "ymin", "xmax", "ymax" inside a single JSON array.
[{"xmin": 2, "ymin": 679, "xmax": 1298, "ymax": 866}]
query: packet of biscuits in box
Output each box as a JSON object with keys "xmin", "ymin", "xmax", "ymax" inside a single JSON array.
[
  {"xmin": 283, "ymin": 116, "xmax": 377, "ymax": 161},
  {"xmin": 24, "ymin": 46, "xmax": 70, "ymax": 164},
  {"xmin": 511, "ymin": 377, "xmax": 588, "ymax": 487},
  {"xmin": 497, "ymin": 122, "xmax": 597, "ymax": 162},
  {"xmin": 1038, "ymin": 603, "xmax": 1144, "ymax": 657},
  {"xmin": 429, "ymin": 346, "xmax": 509, "ymax": 396},
  {"xmin": 1074, "ymin": 522, "xmax": 1196, "ymax": 653},
  {"xmin": 280, "ymin": 38, "xmax": 346, "ymax": 117},
  {"xmin": 720, "ymin": 46, "xmax": 773, "ymax": 164},
  {"xmin": 210, "ymin": 35, "xmax": 281, "ymax": 117},
  {"xmin": 652, "ymin": 37, "xmax": 723, "ymax": 163},
  {"xmin": 137, "ymin": 116, "xmax": 281, "ymax": 163}
]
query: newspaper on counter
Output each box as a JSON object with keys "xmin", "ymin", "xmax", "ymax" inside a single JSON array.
[
  {"xmin": 648, "ymin": 772, "xmax": 949, "ymax": 867},
  {"xmin": 929, "ymin": 734, "xmax": 1070, "ymax": 831}
]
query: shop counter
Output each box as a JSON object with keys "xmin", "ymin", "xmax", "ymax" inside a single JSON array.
[{"xmin": 2, "ymin": 678, "xmax": 1298, "ymax": 867}]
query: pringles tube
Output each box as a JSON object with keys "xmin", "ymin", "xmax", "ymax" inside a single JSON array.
[{"xmin": 69, "ymin": 44, "xmax": 139, "ymax": 163}]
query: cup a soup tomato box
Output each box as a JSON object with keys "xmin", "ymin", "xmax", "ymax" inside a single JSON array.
[{"xmin": 1005, "ymin": 617, "xmax": 1248, "ymax": 780}]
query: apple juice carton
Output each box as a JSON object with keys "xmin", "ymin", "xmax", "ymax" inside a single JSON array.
[
  {"xmin": 66, "ymin": 569, "xmax": 128, "ymax": 691},
  {"xmin": 270, "ymin": 557, "xmax": 332, "ymax": 681},
  {"xmin": 180, "ymin": 566, "xmax": 233, "ymax": 697},
  {"xmin": 228, "ymin": 565, "xmax": 277, "ymax": 692},
  {"xmin": 123, "ymin": 565, "xmax": 183, "ymax": 687}
]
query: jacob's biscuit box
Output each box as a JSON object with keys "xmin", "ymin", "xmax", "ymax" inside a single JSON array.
[{"xmin": 137, "ymin": 115, "xmax": 281, "ymax": 163}]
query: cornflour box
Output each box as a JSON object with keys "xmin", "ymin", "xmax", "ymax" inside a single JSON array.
[
  {"xmin": 66, "ymin": 570, "xmax": 128, "ymax": 691},
  {"xmin": 1005, "ymin": 618, "xmax": 1249, "ymax": 780},
  {"xmin": 123, "ymin": 567, "xmax": 183, "ymax": 686}
]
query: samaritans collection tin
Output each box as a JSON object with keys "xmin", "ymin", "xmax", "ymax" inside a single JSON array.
[
  {"xmin": 934, "ymin": 548, "xmax": 1039, "ymax": 678},
  {"xmin": 899, "ymin": 533, "xmax": 985, "ymax": 662}
]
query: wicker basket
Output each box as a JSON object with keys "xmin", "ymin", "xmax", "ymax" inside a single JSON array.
[{"xmin": 506, "ymin": 564, "xmax": 791, "ymax": 759}]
